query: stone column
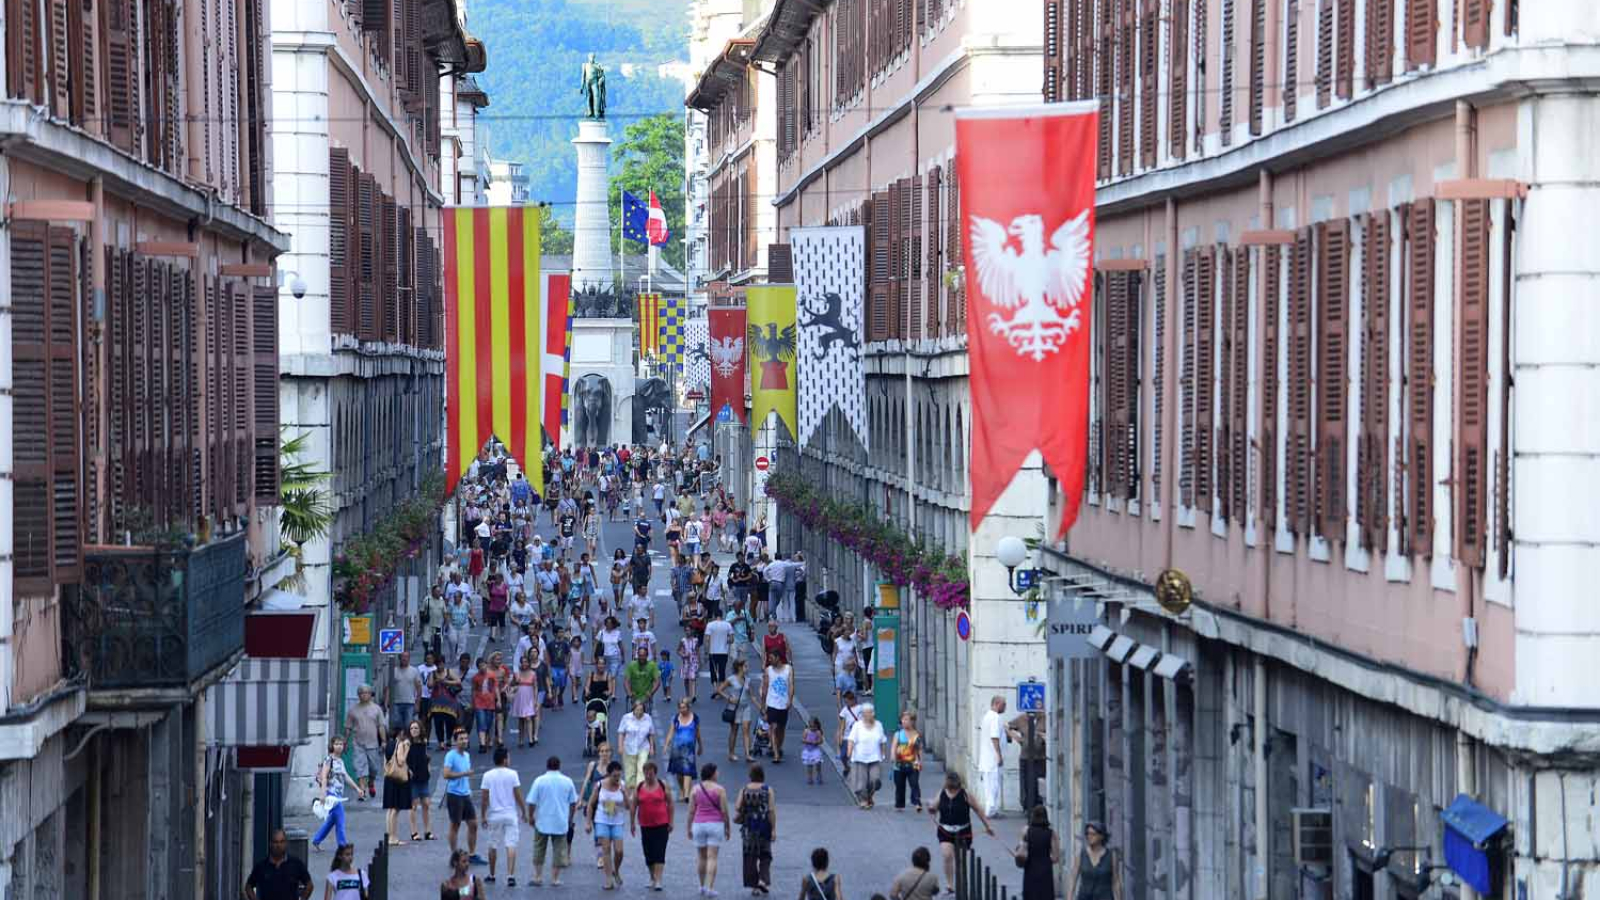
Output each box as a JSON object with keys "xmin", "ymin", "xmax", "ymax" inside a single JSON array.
[{"xmin": 571, "ymin": 119, "xmax": 615, "ymax": 294}]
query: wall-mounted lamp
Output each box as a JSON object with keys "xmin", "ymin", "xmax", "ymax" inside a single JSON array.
[{"xmin": 996, "ymin": 535, "xmax": 1041, "ymax": 597}]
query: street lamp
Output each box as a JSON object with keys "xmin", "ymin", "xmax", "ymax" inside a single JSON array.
[{"xmin": 996, "ymin": 535, "xmax": 1041, "ymax": 596}]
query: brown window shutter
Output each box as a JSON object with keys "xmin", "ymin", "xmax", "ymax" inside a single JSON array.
[
  {"xmin": 1359, "ymin": 212, "xmax": 1391, "ymax": 551},
  {"xmin": 102, "ymin": 0, "xmax": 135, "ymax": 149},
  {"xmin": 1117, "ymin": 0, "xmax": 1134, "ymax": 175},
  {"xmin": 233, "ymin": 279, "xmax": 252, "ymax": 505},
  {"xmin": 1248, "ymin": 0, "xmax": 1265, "ymax": 135},
  {"xmin": 399, "ymin": 206, "xmax": 414, "ymax": 346},
  {"xmin": 1336, "ymin": 0, "xmax": 1355, "ymax": 98},
  {"xmin": 1218, "ymin": 248, "xmax": 1236, "ymax": 521},
  {"xmin": 909, "ymin": 173, "xmax": 924, "ymax": 341},
  {"xmin": 925, "ymin": 166, "xmax": 943, "ymax": 337},
  {"xmin": 1097, "ymin": 0, "xmax": 1114, "ymax": 179},
  {"xmin": 253, "ymin": 284, "xmax": 279, "ymax": 501},
  {"xmin": 1495, "ymin": 199, "xmax": 1514, "ymax": 576},
  {"xmin": 10, "ymin": 223, "xmax": 51, "ymax": 590},
  {"xmin": 381, "ymin": 196, "xmax": 398, "ymax": 343},
  {"xmin": 1179, "ymin": 249, "xmax": 1198, "ymax": 507},
  {"xmin": 329, "ymin": 149, "xmax": 352, "ymax": 335},
  {"xmin": 245, "ymin": 0, "xmax": 271, "ymax": 215},
  {"xmin": 1104, "ymin": 272, "xmax": 1127, "ymax": 498},
  {"xmin": 1260, "ymin": 245, "xmax": 1280, "ymax": 527},
  {"xmin": 1462, "ymin": 0, "xmax": 1488, "ymax": 49},
  {"xmin": 46, "ymin": 0, "xmax": 68, "ymax": 118},
  {"xmin": 363, "ymin": 0, "xmax": 391, "ymax": 46},
  {"xmin": 1405, "ymin": 199, "xmax": 1434, "ymax": 555},
  {"xmin": 1457, "ymin": 198, "xmax": 1490, "ymax": 567},
  {"xmin": 1045, "ymin": 0, "xmax": 1063, "ymax": 102},
  {"xmin": 1315, "ymin": 0, "xmax": 1334, "ymax": 107},
  {"xmin": 357, "ymin": 174, "xmax": 378, "ymax": 342},
  {"xmin": 1405, "ymin": 0, "xmax": 1435, "ymax": 70},
  {"xmin": 1194, "ymin": 247, "xmax": 1216, "ymax": 509},
  {"xmin": 414, "ymin": 227, "xmax": 432, "ymax": 348},
  {"xmin": 8, "ymin": 0, "xmax": 42, "ymax": 103},
  {"xmin": 1231, "ymin": 249, "xmax": 1250, "ymax": 521},
  {"xmin": 1317, "ymin": 219, "xmax": 1350, "ymax": 541},
  {"xmin": 1139, "ymin": 0, "xmax": 1158, "ymax": 167},
  {"xmin": 1125, "ymin": 271, "xmax": 1143, "ymax": 502},
  {"xmin": 1283, "ymin": 0, "xmax": 1299, "ymax": 122},
  {"xmin": 1169, "ymin": 0, "xmax": 1188, "ymax": 160},
  {"xmin": 68, "ymin": 0, "xmax": 96, "ymax": 127},
  {"xmin": 1365, "ymin": 0, "xmax": 1394, "ymax": 88},
  {"xmin": 1219, "ymin": 0, "xmax": 1235, "ymax": 147},
  {"xmin": 1192, "ymin": 0, "xmax": 1207, "ymax": 153},
  {"xmin": 1288, "ymin": 228, "xmax": 1314, "ymax": 534},
  {"xmin": 870, "ymin": 190, "xmax": 891, "ymax": 341},
  {"xmin": 1066, "ymin": 0, "xmax": 1084, "ymax": 101},
  {"xmin": 767, "ymin": 243, "xmax": 794, "ymax": 283},
  {"xmin": 947, "ymin": 165, "xmax": 963, "ymax": 333},
  {"xmin": 1151, "ymin": 256, "xmax": 1166, "ymax": 508},
  {"xmin": 105, "ymin": 248, "xmax": 123, "ymax": 529},
  {"xmin": 890, "ymin": 178, "xmax": 909, "ymax": 340}
]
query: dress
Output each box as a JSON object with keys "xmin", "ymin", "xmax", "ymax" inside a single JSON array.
[
  {"xmin": 738, "ymin": 785, "xmax": 773, "ymax": 888},
  {"xmin": 678, "ymin": 636, "xmax": 701, "ymax": 681},
  {"xmin": 381, "ymin": 744, "xmax": 410, "ymax": 811},
  {"xmin": 511, "ymin": 669, "xmax": 539, "ymax": 719},
  {"xmin": 1022, "ymin": 825, "xmax": 1054, "ymax": 900},
  {"xmin": 668, "ymin": 713, "xmax": 700, "ymax": 778},
  {"xmin": 800, "ymin": 729, "xmax": 824, "ymax": 766}
]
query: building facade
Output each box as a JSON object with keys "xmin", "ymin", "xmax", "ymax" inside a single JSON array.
[
  {"xmin": 1042, "ymin": 2, "xmax": 1600, "ymax": 899},
  {"xmin": 753, "ymin": 0, "xmax": 1049, "ymax": 798},
  {"xmin": 442, "ymin": 74, "xmax": 490, "ymax": 206},
  {"xmin": 484, "ymin": 156, "xmax": 530, "ymax": 205},
  {"xmin": 271, "ymin": 0, "xmax": 482, "ymax": 812},
  {"xmin": 0, "ymin": 0, "xmax": 291, "ymax": 895}
]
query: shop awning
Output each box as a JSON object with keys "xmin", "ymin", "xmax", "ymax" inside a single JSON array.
[
  {"xmin": 206, "ymin": 658, "xmax": 329, "ymax": 748},
  {"xmin": 1441, "ymin": 793, "xmax": 1508, "ymax": 895}
]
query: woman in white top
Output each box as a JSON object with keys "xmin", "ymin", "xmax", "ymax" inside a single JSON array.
[
  {"xmin": 845, "ymin": 704, "xmax": 888, "ymax": 809},
  {"xmin": 322, "ymin": 843, "xmax": 367, "ymax": 900},
  {"xmin": 762, "ymin": 652, "xmax": 794, "ymax": 764},
  {"xmin": 586, "ymin": 760, "xmax": 633, "ymax": 890},
  {"xmin": 616, "ymin": 701, "xmax": 657, "ymax": 791}
]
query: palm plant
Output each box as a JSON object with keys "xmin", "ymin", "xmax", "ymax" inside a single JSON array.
[{"xmin": 277, "ymin": 431, "xmax": 333, "ymax": 590}]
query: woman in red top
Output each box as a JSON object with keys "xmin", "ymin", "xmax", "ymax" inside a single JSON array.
[
  {"xmin": 630, "ymin": 760, "xmax": 675, "ymax": 890},
  {"xmin": 468, "ymin": 539, "xmax": 487, "ymax": 590},
  {"xmin": 469, "ymin": 658, "xmax": 499, "ymax": 753}
]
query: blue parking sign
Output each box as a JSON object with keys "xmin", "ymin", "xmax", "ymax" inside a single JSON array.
[
  {"xmin": 1017, "ymin": 680, "xmax": 1046, "ymax": 713},
  {"xmin": 378, "ymin": 629, "xmax": 404, "ymax": 655}
]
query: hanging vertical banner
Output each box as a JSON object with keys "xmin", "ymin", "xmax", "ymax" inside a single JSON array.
[
  {"xmin": 708, "ymin": 305, "xmax": 747, "ymax": 424},
  {"xmin": 661, "ymin": 296, "xmax": 684, "ymax": 369},
  {"xmin": 638, "ymin": 292, "xmax": 662, "ymax": 356},
  {"xmin": 684, "ymin": 315, "xmax": 711, "ymax": 391},
  {"xmin": 560, "ymin": 291, "xmax": 576, "ymax": 429},
  {"xmin": 957, "ymin": 101, "xmax": 1098, "ymax": 536},
  {"xmin": 540, "ymin": 271, "xmax": 571, "ymax": 450},
  {"xmin": 444, "ymin": 206, "xmax": 543, "ymax": 496},
  {"xmin": 746, "ymin": 285, "xmax": 799, "ymax": 439},
  {"xmin": 792, "ymin": 226, "xmax": 867, "ymax": 450}
]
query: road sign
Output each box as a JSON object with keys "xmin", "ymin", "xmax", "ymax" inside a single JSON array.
[
  {"xmin": 754, "ymin": 456, "xmax": 770, "ymax": 472},
  {"xmin": 955, "ymin": 610, "xmax": 972, "ymax": 641},
  {"xmin": 1017, "ymin": 679, "xmax": 1046, "ymax": 712},
  {"xmin": 378, "ymin": 629, "xmax": 404, "ymax": 655}
]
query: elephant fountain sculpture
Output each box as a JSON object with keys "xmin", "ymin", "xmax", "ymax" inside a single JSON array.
[{"xmin": 572, "ymin": 373, "xmax": 613, "ymax": 448}]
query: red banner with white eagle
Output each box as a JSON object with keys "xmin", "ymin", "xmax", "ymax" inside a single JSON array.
[
  {"xmin": 956, "ymin": 102, "xmax": 1098, "ymax": 537},
  {"xmin": 708, "ymin": 303, "xmax": 748, "ymax": 424}
]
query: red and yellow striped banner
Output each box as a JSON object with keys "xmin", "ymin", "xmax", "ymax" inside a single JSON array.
[
  {"xmin": 444, "ymin": 206, "xmax": 542, "ymax": 497},
  {"xmin": 639, "ymin": 292, "xmax": 662, "ymax": 356}
]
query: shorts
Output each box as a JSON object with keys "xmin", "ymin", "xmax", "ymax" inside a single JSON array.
[
  {"xmin": 487, "ymin": 610, "xmax": 506, "ymax": 628},
  {"xmin": 446, "ymin": 793, "xmax": 477, "ymax": 825},
  {"xmin": 351, "ymin": 745, "xmax": 385, "ymax": 781},
  {"xmin": 690, "ymin": 822, "xmax": 725, "ymax": 848},
  {"xmin": 593, "ymin": 821, "xmax": 625, "ymax": 841},
  {"xmin": 606, "ymin": 657, "xmax": 623, "ymax": 679},
  {"xmin": 410, "ymin": 779, "xmax": 432, "ymax": 803},
  {"xmin": 764, "ymin": 706, "xmax": 790, "ymax": 728},
  {"xmin": 532, "ymin": 832, "xmax": 570, "ymax": 868},
  {"xmin": 484, "ymin": 815, "xmax": 520, "ymax": 848},
  {"xmin": 937, "ymin": 825, "xmax": 974, "ymax": 846},
  {"xmin": 474, "ymin": 709, "xmax": 495, "ymax": 734},
  {"xmin": 551, "ymin": 667, "xmax": 569, "ymax": 689}
]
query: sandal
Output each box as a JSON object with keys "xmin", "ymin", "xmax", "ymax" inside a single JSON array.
[
  {"xmin": 411, "ymin": 833, "xmax": 421, "ymax": 841},
  {"xmin": 424, "ymin": 832, "xmax": 436, "ymax": 841}
]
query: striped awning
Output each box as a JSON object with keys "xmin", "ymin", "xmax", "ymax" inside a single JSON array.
[{"xmin": 206, "ymin": 658, "xmax": 329, "ymax": 748}]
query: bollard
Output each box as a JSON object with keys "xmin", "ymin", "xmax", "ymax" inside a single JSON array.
[{"xmin": 285, "ymin": 826, "xmax": 309, "ymax": 864}]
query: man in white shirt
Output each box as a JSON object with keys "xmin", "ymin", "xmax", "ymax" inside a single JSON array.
[
  {"xmin": 479, "ymin": 747, "xmax": 524, "ymax": 885},
  {"xmin": 764, "ymin": 558, "xmax": 789, "ymax": 623},
  {"xmin": 652, "ymin": 481, "xmax": 667, "ymax": 518},
  {"xmin": 703, "ymin": 615, "xmax": 734, "ymax": 685},
  {"xmin": 475, "ymin": 518, "xmax": 492, "ymax": 542},
  {"xmin": 978, "ymin": 695, "xmax": 1007, "ymax": 817},
  {"xmin": 627, "ymin": 589, "xmax": 655, "ymax": 631}
]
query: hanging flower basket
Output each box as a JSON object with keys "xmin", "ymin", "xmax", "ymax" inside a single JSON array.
[{"xmin": 333, "ymin": 473, "xmax": 448, "ymax": 613}]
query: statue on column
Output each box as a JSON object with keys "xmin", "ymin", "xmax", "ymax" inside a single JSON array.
[{"xmin": 580, "ymin": 53, "xmax": 607, "ymax": 120}]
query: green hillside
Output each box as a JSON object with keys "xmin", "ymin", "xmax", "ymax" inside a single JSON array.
[{"xmin": 471, "ymin": 0, "xmax": 689, "ymax": 218}]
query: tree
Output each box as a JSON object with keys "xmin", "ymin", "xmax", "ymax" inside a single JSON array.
[
  {"xmin": 608, "ymin": 112, "xmax": 686, "ymax": 271},
  {"xmin": 537, "ymin": 204, "xmax": 575, "ymax": 256}
]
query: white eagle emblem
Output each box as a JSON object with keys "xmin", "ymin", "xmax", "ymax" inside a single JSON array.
[
  {"xmin": 710, "ymin": 335, "xmax": 744, "ymax": 377},
  {"xmin": 969, "ymin": 209, "xmax": 1092, "ymax": 361}
]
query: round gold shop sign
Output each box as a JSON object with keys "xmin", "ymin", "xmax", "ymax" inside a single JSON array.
[{"xmin": 1154, "ymin": 568, "xmax": 1193, "ymax": 616}]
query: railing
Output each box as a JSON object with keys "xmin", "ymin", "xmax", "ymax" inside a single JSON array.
[
  {"xmin": 367, "ymin": 839, "xmax": 389, "ymax": 900},
  {"xmin": 954, "ymin": 846, "xmax": 1016, "ymax": 900},
  {"xmin": 66, "ymin": 531, "xmax": 247, "ymax": 690}
]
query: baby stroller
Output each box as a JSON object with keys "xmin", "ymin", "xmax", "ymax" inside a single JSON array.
[
  {"xmin": 583, "ymin": 698, "xmax": 609, "ymax": 758},
  {"xmin": 748, "ymin": 716, "xmax": 774, "ymax": 758}
]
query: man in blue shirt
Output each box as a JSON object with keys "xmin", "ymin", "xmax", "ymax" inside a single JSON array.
[
  {"xmin": 443, "ymin": 728, "xmax": 486, "ymax": 864},
  {"xmin": 524, "ymin": 755, "xmax": 579, "ymax": 886},
  {"xmin": 633, "ymin": 515, "xmax": 652, "ymax": 550},
  {"xmin": 510, "ymin": 473, "xmax": 532, "ymax": 506}
]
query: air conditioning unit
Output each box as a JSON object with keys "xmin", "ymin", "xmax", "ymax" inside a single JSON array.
[{"xmin": 1292, "ymin": 808, "xmax": 1334, "ymax": 867}]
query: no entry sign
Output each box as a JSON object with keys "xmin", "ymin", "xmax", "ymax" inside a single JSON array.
[{"xmin": 755, "ymin": 456, "xmax": 770, "ymax": 472}]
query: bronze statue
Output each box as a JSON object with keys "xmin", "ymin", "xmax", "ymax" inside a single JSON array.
[{"xmin": 580, "ymin": 53, "xmax": 607, "ymax": 120}]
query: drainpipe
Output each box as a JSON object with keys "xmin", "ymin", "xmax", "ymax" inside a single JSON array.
[
  {"xmin": 1257, "ymin": 170, "xmax": 1273, "ymax": 624},
  {"xmin": 1457, "ymin": 729, "xmax": 1477, "ymax": 900},
  {"xmin": 90, "ymin": 175, "xmax": 107, "ymax": 543},
  {"xmin": 1454, "ymin": 99, "xmax": 1478, "ymax": 687},
  {"xmin": 1162, "ymin": 196, "xmax": 1179, "ymax": 569},
  {"xmin": 1253, "ymin": 656, "xmax": 1269, "ymax": 900},
  {"xmin": 195, "ymin": 692, "xmax": 208, "ymax": 900},
  {"xmin": 184, "ymin": 0, "xmax": 205, "ymax": 181}
]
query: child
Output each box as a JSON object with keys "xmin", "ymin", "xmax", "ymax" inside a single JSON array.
[
  {"xmin": 801, "ymin": 716, "xmax": 825, "ymax": 784},
  {"xmin": 658, "ymin": 648, "xmax": 676, "ymax": 700},
  {"xmin": 677, "ymin": 632, "xmax": 701, "ymax": 703}
]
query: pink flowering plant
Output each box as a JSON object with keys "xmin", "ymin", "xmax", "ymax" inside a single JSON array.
[
  {"xmin": 764, "ymin": 471, "xmax": 971, "ymax": 610},
  {"xmin": 332, "ymin": 473, "xmax": 447, "ymax": 613}
]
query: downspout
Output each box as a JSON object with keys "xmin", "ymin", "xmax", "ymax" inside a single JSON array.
[
  {"xmin": 1257, "ymin": 170, "xmax": 1273, "ymax": 624},
  {"xmin": 1457, "ymin": 728, "xmax": 1477, "ymax": 900},
  {"xmin": 1162, "ymin": 196, "xmax": 1179, "ymax": 569},
  {"xmin": 90, "ymin": 176, "xmax": 107, "ymax": 544},
  {"xmin": 184, "ymin": 0, "xmax": 205, "ymax": 181},
  {"xmin": 1253, "ymin": 656, "xmax": 1269, "ymax": 900},
  {"xmin": 1454, "ymin": 99, "xmax": 1478, "ymax": 688}
]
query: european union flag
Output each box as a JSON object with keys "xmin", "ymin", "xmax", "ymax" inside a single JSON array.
[{"xmin": 622, "ymin": 190, "xmax": 649, "ymax": 244}]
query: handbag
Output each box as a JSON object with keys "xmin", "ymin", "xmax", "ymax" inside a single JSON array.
[
  {"xmin": 721, "ymin": 679, "xmax": 745, "ymax": 725},
  {"xmin": 1012, "ymin": 835, "xmax": 1029, "ymax": 869},
  {"xmin": 384, "ymin": 745, "xmax": 410, "ymax": 783}
]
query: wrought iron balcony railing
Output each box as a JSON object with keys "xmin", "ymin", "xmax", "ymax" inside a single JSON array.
[{"xmin": 68, "ymin": 531, "xmax": 247, "ymax": 692}]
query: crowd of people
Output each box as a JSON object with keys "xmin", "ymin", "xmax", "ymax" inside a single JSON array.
[{"xmin": 248, "ymin": 440, "xmax": 1119, "ymax": 900}]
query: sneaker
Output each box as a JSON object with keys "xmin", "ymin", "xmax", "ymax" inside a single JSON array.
[
  {"xmin": 507, "ymin": 877, "xmax": 517, "ymax": 887},
  {"xmin": 469, "ymin": 855, "xmax": 490, "ymax": 865}
]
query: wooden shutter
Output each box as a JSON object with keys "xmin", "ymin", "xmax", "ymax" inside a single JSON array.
[
  {"xmin": 7, "ymin": 0, "xmax": 42, "ymax": 103},
  {"xmin": 1139, "ymin": 0, "xmax": 1158, "ymax": 167},
  {"xmin": 1169, "ymin": 0, "xmax": 1188, "ymax": 160},
  {"xmin": 890, "ymin": 178, "xmax": 908, "ymax": 340},
  {"xmin": 1359, "ymin": 213, "xmax": 1391, "ymax": 551},
  {"xmin": 46, "ymin": 0, "xmax": 68, "ymax": 118},
  {"xmin": 947, "ymin": 165, "xmax": 963, "ymax": 331},
  {"xmin": 1505, "ymin": 0, "xmax": 1518, "ymax": 36},
  {"xmin": 1495, "ymin": 199, "xmax": 1514, "ymax": 577},
  {"xmin": 68, "ymin": 0, "xmax": 98, "ymax": 128},
  {"xmin": 12, "ymin": 223, "xmax": 82, "ymax": 590},
  {"xmin": 1284, "ymin": 0, "xmax": 1299, "ymax": 122},
  {"xmin": 1316, "ymin": 0, "xmax": 1334, "ymax": 107},
  {"xmin": 1230, "ymin": 249, "xmax": 1250, "ymax": 521},
  {"xmin": 925, "ymin": 166, "xmax": 943, "ymax": 337},
  {"xmin": 1218, "ymin": 249, "xmax": 1236, "ymax": 520},
  {"xmin": 253, "ymin": 284, "xmax": 279, "ymax": 500},
  {"xmin": 1192, "ymin": 0, "xmax": 1207, "ymax": 153},
  {"xmin": 1097, "ymin": 0, "xmax": 1114, "ymax": 178},
  {"xmin": 1260, "ymin": 245, "xmax": 1280, "ymax": 527},
  {"xmin": 1405, "ymin": 0, "xmax": 1435, "ymax": 70},
  {"xmin": 909, "ymin": 173, "xmax": 924, "ymax": 340},
  {"xmin": 1288, "ymin": 228, "xmax": 1313, "ymax": 534},
  {"xmin": 1365, "ymin": 0, "xmax": 1394, "ymax": 88},
  {"xmin": 363, "ymin": 0, "xmax": 390, "ymax": 46},
  {"xmin": 1105, "ymin": 272, "xmax": 1129, "ymax": 498},
  {"xmin": 1179, "ymin": 250, "xmax": 1197, "ymax": 507},
  {"xmin": 1248, "ymin": 0, "xmax": 1265, "ymax": 134},
  {"xmin": 101, "ymin": 0, "xmax": 134, "ymax": 150},
  {"xmin": 1045, "ymin": 0, "xmax": 1063, "ymax": 102},
  {"xmin": 1220, "ymin": 0, "xmax": 1235, "ymax": 146},
  {"xmin": 1336, "ymin": 0, "xmax": 1355, "ymax": 98},
  {"xmin": 329, "ymin": 149, "xmax": 352, "ymax": 335},
  {"xmin": 1457, "ymin": 198, "xmax": 1490, "ymax": 567},
  {"xmin": 1317, "ymin": 220, "xmax": 1350, "ymax": 541},
  {"xmin": 1462, "ymin": 0, "xmax": 1488, "ymax": 49},
  {"xmin": 1117, "ymin": 0, "xmax": 1135, "ymax": 175},
  {"xmin": 869, "ymin": 190, "xmax": 890, "ymax": 341},
  {"xmin": 1195, "ymin": 248, "xmax": 1216, "ymax": 510},
  {"xmin": 244, "ymin": 0, "xmax": 270, "ymax": 215},
  {"xmin": 767, "ymin": 243, "xmax": 794, "ymax": 283},
  {"xmin": 1152, "ymin": 256, "xmax": 1166, "ymax": 508},
  {"xmin": 358, "ymin": 174, "xmax": 378, "ymax": 342},
  {"xmin": 1405, "ymin": 199, "xmax": 1434, "ymax": 555},
  {"xmin": 380, "ymin": 195, "xmax": 398, "ymax": 343}
]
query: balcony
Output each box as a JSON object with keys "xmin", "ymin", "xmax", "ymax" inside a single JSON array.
[{"xmin": 66, "ymin": 532, "xmax": 248, "ymax": 695}]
